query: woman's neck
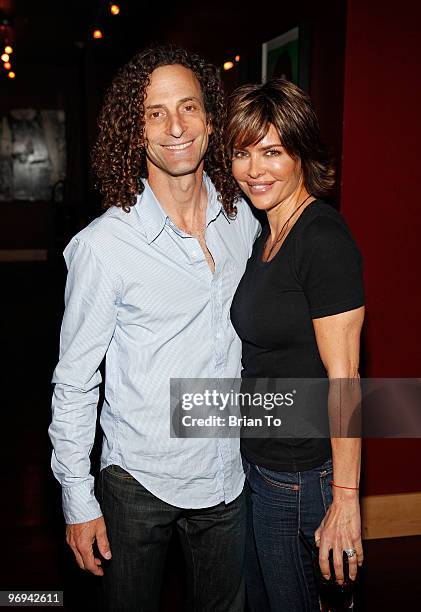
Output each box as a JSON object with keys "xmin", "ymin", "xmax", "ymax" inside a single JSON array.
[{"xmin": 266, "ymin": 186, "xmax": 313, "ymax": 240}]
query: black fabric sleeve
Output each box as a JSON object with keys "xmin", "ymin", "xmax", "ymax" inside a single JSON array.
[{"xmin": 295, "ymin": 214, "xmax": 365, "ymax": 318}]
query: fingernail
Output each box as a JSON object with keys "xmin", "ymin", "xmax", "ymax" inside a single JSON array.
[{"xmin": 104, "ymin": 551, "xmax": 112, "ymax": 560}]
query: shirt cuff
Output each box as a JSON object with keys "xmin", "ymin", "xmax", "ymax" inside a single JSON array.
[{"xmin": 62, "ymin": 481, "xmax": 103, "ymax": 524}]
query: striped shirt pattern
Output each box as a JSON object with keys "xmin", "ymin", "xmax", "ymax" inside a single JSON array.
[{"xmin": 49, "ymin": 175, "xmax": 260, "ymax": 523}]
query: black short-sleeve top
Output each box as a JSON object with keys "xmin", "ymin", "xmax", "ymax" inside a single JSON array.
[{"xmin": 230, "ymin": 200, "xmax": 364, "ymax": 472}]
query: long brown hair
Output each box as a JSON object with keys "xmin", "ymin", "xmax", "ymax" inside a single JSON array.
[
  {"xmin": 225, "ymin": 79, "xmax": 335, "ymax": 197},
  {"xmin": 92, "ymin": 45, "xmax": 238, "ymax": 215}
]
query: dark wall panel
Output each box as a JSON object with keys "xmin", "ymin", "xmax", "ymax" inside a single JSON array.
[{"xmin": 341, "ymin": 0, "xmax": 421, "ymax": 494}]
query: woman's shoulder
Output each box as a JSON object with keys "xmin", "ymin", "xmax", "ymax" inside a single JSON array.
[
  {"xmin": 292, "ymin": 199, "xmax": 362, "ymax": 273},
  {"xmin": 297, "ymin": 199, "xmax": 355, "ymax": 245},
  {"xmin": 301, "ymin": 199, "xmax": 345, "ymax": 225}
]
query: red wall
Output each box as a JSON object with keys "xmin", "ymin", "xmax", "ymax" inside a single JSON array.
[{"xmin": 341, "ymin": 0, "xmax": 421, "ymax": 494}]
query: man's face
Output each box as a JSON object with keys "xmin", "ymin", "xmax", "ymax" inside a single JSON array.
[{"xmin": 143, "ymin": 64, "xmax": 211, "ymax": 178}]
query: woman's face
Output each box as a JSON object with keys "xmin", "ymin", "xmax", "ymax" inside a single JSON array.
[{"xmin": 231, "ymin": 123, "xmax": 303, "ymax": 212}]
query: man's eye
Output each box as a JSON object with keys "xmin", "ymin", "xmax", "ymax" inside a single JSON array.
[
  {"xmin": 149, "ymin": 111, "xmax": 163, "ymax": 119},
  {"xmin": 184, "ymin": 104, "xmax": 196, "ymax": 112}
]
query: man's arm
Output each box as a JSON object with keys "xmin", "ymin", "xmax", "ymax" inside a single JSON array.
[{"xmin": 49, "ymin": 236, "xmax": 119, "ymax": 575}]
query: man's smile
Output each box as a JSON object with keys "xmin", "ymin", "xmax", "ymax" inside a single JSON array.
[{"xmin": 161, "ymin": 140, "xmax": 194, "ymax": 151}]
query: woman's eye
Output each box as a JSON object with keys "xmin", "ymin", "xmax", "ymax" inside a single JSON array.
[
  {"xmin": 266, "ymin": 149, "xmax": 281, "ymax": 156},
  {"xmin": 233, "ymin": 151, "xmax": 247, "ymax": 159}
]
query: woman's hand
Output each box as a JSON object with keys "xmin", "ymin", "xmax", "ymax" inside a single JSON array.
[{"xmin": 314, "ymin": 491, "xmax": 363, "ymax": 584}]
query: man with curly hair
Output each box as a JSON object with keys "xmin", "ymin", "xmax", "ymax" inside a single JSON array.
[{"xmin": 49, "ymin": 45, "xmax": 259, "ymax": 611}]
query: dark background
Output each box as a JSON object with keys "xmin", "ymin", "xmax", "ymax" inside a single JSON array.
[{"xmin": 1, "ymin": 0, "xmax": 421, "ymax": 609}]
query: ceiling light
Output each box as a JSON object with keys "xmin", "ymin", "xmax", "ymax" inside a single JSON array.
[{"xmin": 223, "ymin": 61, "xmax": 234, "ymax": 71}]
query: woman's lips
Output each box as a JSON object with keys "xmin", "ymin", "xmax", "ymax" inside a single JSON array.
[{"xmin": 247, "ymin": 182, "xmax": 274, "ymax": 193}]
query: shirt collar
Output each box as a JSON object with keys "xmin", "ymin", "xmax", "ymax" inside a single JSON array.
[
  {"xmin": 203, "ymin": 173, "xmax": 225, "ymax": 226},
  {"xmin": 135, "ymin": 179, "xmax": 168, "ymax": 244},
  {"xmin": 135, "ymin": 174, "xmax": 226, "ymax": 244}
]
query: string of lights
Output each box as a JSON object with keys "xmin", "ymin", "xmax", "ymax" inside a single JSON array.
[
  {"xmin": 0, "ymin": 1, "xmax": 15, "ymax": 79},
  {"xmin": 91, "ymin": 2, "xmax": 121, "ymax": 41},
  {"xmin": 1, "ymin": 2, "xmax": 123, "ymax": 79},
  {"xmin": 223, "ymin": 54, "xmax": 240, "ymax": 71},
  {"xmin": 89, "ymin": 1, "xmax": 238, "ymax": 77},
  {"xmin": 1, "ymin": 0, "xmax": 238, "ymax": 80}
]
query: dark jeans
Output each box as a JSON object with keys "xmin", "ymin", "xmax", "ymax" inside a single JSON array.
[
  {"xmin": 97, "ymin": 464, "xmax": 246, "ymax": 612},
  {"xmin": 243, "ymin": 457, "xmax": 333, "ymax": 612}
]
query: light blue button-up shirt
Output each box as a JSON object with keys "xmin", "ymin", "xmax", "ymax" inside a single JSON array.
[{"xmin": 49, "ymin": 175, "xmax": 260, "ymax": 524}]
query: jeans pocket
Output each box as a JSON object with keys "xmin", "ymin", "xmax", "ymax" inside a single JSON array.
[
  {"xmin": 319, "ymin": 457, "xmax": 333, "ymax": 476},
  {"xmin": 104, "ymin": 464, "xmax": 134, "ymax": 480},
  {"xmin": 255, "ymin": 465, "xmax": 300, "ymax": 491},
  {"xmin": 319, "ymin": 460, "xmax": 333, "ymax": 512}
]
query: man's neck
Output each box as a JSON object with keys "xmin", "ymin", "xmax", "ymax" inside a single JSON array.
[{"xmin": 147, "ymin": 163, "xmax": 208, "ymax": 235}]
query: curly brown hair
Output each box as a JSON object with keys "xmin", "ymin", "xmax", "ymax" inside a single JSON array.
[{"xmin": 91, "ymin": 45, "xmax": 239, "ymax": 215}]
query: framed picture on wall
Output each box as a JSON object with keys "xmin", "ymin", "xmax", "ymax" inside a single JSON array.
[
  {"xmin": 262, "ymin": 25, "xmax": 310, "ymax": 90},
  {"xmin": 0, "ymin": 109, "xmax": 66, "ymax": 202}
]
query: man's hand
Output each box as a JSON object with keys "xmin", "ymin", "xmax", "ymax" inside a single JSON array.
[{"xmin": 66, "ymin": 516, "xmax": 111, "ymax": 577}]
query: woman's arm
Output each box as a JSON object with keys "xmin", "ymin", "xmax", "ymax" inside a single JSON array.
[{"xmin": 313, "ymin": 305, "xmax": 365, "ymax": 584}]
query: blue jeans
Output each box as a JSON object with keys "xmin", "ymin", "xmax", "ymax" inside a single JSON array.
[
  {"xmin": 243, "ymin": 457, "xmax": 333, "ymax": 612},
  {"xmin": 97, "ymin": 464, "xmax": 246, "ymax": 612}
]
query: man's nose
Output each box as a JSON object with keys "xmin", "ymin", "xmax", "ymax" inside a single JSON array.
[{"xmin": 167, "ymin": 113, "xmax": 186, "ymax": 139}]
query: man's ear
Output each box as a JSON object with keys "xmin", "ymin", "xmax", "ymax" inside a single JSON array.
[{"xmin": 207, "ymin": 119, "xmax": 213, "ymax": 136}]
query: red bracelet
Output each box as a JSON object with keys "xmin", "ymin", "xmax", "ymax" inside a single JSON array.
[{"xmin": 329, "ymin": 481, "xmax": 359, "ymax": 490}]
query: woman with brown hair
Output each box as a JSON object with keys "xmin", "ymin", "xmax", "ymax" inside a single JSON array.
[{"xmin": 226, "ymin": 79, "xmax": 365, "ymax": 610}]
